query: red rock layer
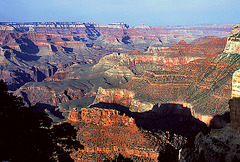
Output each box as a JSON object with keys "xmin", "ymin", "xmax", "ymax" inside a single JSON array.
[
  {"xmin": 118, "ymin": 57, "xmax": 234, "ymax": 116},
  {"xmin": 68, "ymin": 108, "xmax": 160, "ymax": 161},
  {"xmin": 190, "ymin": 36, "xmax": 222, "ymax": 45},
  {"xmin": 93, "ymin": 87, "xmax": 134, "ymax": 107},
  {"xmin": 68, "ymin": 108, "xmax": 81, "ymax": 122},
  {"xmin": 155, "ymin": 37, "xmax": 227, "ymax": 57}
]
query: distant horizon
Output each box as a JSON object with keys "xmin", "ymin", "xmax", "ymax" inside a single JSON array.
[
  {"xmin": 1, "ymin": 0, "xmax": 239, "ymax": 27},
  {"xmin": 0, "ymin": 21, "xmax": 238, "ymax": 28}
]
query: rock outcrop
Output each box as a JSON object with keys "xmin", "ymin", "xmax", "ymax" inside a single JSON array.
[
  {"xmin": 190, "ymin": 36, "xmax": 222, "ymax": 45},
  {"xmin": 0, "ymin": 22, "xmax": 235, "ymax": 90},
  {"xmin": 68, "ymin": 107, "xmax": 159, "ymax": 161},
  {"xmin": 147, "ymin": 37, "xmax": 227, "ymax": 57},
  {"xmin": 230, "ymin": 68, "xmax": 240, "ymax": 125},
  {"xmin": 93, "ymin": 87, "xmax": 134, "ymax": 106},
  {"xmin": 15, "ymin": 79, "xmax": 94, "ymax": 107},
  {"xmin": 224, "ymin": 36, "xmax": 240, "ymax": 54},
  {"xmin": 182, "ymin": 125, "xmax": 240, "ymax": 162},
  {"xmin": 182, "ymin": 65, "xmax": 240, "ymax": 162},
  {"xmin": 80, "ymin": 107, "xmax": 136, "ymax": 127},
  {"xmin": 0, "ymin": 26, "xmax": 109, "ymax": 90},
  {"xmin": 67, "ymin": 107, "xmax": 188, "ymax": 161},
  {"xmin": 67, "ymin": 108, "xmax": 81, "ymax": 122},
  {"xmin": 93, "ymin": 87, "xmax": 153, "ymax": 113}
]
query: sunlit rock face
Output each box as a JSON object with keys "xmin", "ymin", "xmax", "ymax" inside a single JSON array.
[
  {"xmin": 231, "ymin": 69, "xmax": 240, "ymax": 98},
  {"xmin": 224, "ymin": 25, "xmax": 240, "ymax": 54},
  {"xmin": 182, "ymin": 54, "xmax": 240, "ymax": 162},
  {"xmin": 93, "ymin": 87, "xmax": 135, "ymax": 107},
  {"xmin": 67, "ymin": 108, "xmax": 81, "ymax": 123},
  {"xmin": 230, "ymin": 69, "xmax": 240, "ymax": 126},
  {"xmin": 182, "ymin": 71, "xmax": 240, "ymax": 162},
  {"xmin": 68, "ymin": 107, "xmax": 161, "ymax": 161},
  {"xmin": 68, "ymin": 107, "xmax": 188, "ymax": 161}
]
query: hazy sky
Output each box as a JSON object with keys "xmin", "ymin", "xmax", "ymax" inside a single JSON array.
[{"xmin": 0, "ymin": 0, "xmax": 239, "ymax": 26}]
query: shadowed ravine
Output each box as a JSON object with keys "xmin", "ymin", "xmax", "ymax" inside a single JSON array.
[{"xmin": 90, "ymin": 102, "xmax": 210, "ymax": 142}]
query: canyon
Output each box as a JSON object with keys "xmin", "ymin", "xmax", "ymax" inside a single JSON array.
[
  {"xmin": 91, "ymin": 26, "xmax": 240, "ymax": 127},
  {"xmin": 0, "ymin": 22, "xmax": 234, "ymax": 91},
  {"xmin": 70, "ymin": 24, "xmax": 240, "ymax": 161},
  {"xmin": 181, "ymin": 61, "xmax": 240, "ymax": 162},
  {"xmin": 15, "ymin": 35, "xmax": 227, "ymax": 116},
  {"xmin": 66, "ymin": 106, "xmax": 192, "ymax": 161},
  {"xmin": 1, "ymin": 22, "xmax": 240, "ymax": 161}
]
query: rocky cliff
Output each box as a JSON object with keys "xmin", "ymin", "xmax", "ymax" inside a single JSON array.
[
  {"xmin": 147, "ymin": 37, "xmax": 227, "ymax": 57},
  {"xmin": 224, "ymin": 32, "xmax": 240, "ymax": 54},
  {"xmin": 15, "ymin": 33, "xmax": 231, "ymax": 121},
  {"xmin": 0, "ymin": 26, "xmax": 109, "ymax": 90},
  {"xmin": 17, "ymin": 48, "xmax": 210, "ymax": 113},
  {"xmin": 0, "ymin": 23, "xmax": 235, "ymax": 90},
  {"xmin": 67, "ymin": 107, "xmax": 188, "ymax": 161},
  {"xmin": 91, "ymin": 26, "xmax": 240, "ymax": 125},
  {"xmin": 182, "ymin": 65, "xmax": 240, "ymax": 162}
]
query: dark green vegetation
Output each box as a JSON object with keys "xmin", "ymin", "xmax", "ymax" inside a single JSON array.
[{"xmin": 0, "ymin": 80, "xmax": 82, "ymax": 162}]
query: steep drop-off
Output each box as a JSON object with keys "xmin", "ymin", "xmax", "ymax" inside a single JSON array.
[
  {"xmin": 93, "ymin": 26, "xmax": 240, "ymax": 123},
  {"xmin": 181, "ymin": 68, "xmax": 240, "ymax": 162},
  {"xmin": 0, "ymin": 25, "xmax": 109, "ymax": 90},
  {"xmin": 67, "ymin": 107, "xmax": 189, "ymax": 161}
]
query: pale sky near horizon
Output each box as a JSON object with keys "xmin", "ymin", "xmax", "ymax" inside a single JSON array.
[{"xmin": 0, "ymin": 0, "xmax": 239, "ymax": 26}]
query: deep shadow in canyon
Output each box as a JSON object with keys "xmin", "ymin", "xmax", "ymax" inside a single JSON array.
[{"xmin": 90, "ymin": 102, "xmax": 210, "ymax": 142}]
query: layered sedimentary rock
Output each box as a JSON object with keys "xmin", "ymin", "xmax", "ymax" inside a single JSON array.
[
  {"xmin": 68, "ymin": 108, "xmax": 159, "ymax": 161},
  {"xmin": 147, "ymin": 37, "xmax": 227, "ymax": 57},
  {"xmin": 67, "ymin": 107, "xmax": 188, "ymax": 161},
  {"xmin": 93, "ymin": 87, "xmax": 135, "ymax": 107},
  {"xmin": 68, "ymin": 108, "xmax": 81, "ymax": 122},
  {"xmin": 103, "ymin": 27, "xmax": 240, "ymax": 120},
  {"xmin": 0, "ymin": 22, "xmax": 235, "ymax": 90},
  {"xmin": 80, "ymin": 107, "xmax": 136, "ymax": 127},
  {"xmin": 93, "ymin": 87, "xmax": 153, "ymax": 112},
  {"xmin": 117, "ymin": 55, "xmax": 234, "ymax": 116},
  {"xmin": 16, "ymin": 34, "xmax": 230, "ymax": 119},
  {"xmin": 224, "ymin": 31, "xmax": 240, "ymax": 54},
  {"xmin": 230, "ymin": 69, "xmax": 240, "ymax": 125},
  {"xmin": 190, "ymin": 36, "xmax": 222, "ymax": 45},
  {"xmin": 182, "ymin": 66, "xmax": 240, "ymax": 162},
  {"xmin": 231, "ymin": 69, "xmax": 240, "ymax": 98},
  {"xmin": 182, "ymin": 28, "xmax": 240, "ymax": 160},
  {"xmin": 0, "ymin": 26, "xmax": 109, "ymax": 90},
  {"xmin": 15, "ymin": 79, "xmax": 94, "ymax": 107}
]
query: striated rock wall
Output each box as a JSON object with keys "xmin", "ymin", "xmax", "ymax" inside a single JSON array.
[
  {"xmin": 93, "ymin": 87, "xmax": 135, "ymax": 107},
  {"xmin": 68, "ymin": 107, "xmax": 163, "ymax": 161},
  {"xmin": 190, "ymin": 36, "xmax": 222, "ymax": 45},
  {"xmin": 224, "ymin": 25, "xmax": 240, "ymax": 54},
  {"xmin": 80, "ymin": 107, "xmax": 136, "ymax": 127},
  {"xmin": 68, "ymin": 108, "xmax": 81, "ymax": 122},
  {"xmin": 15, "ymin": 82, "xmax": 91, "ymax": 107},
  {"xmin": 182, "ymin": 49, "xmax": 240, "ymax": 161},
  {"xmin": 119, "ymin": 54, "xmax": 237, "ymax": 117},
  {"xmin": 231, "ymin": 69, "xmax": 240, "ymax": 98},
  {"xmin": 147, "ymin": 37, "xmax": 226, "ymax": 57},
  {"xmin": 93, "ymin": 87, "xmax": 154, "ymax": 113},
  {"xmin": 224, "ymin": 40, "xmax": 240, "ymax": 54},
  {"xmin": 230, "ymin": 69, "xmax": 240, "ymax": 126}
]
